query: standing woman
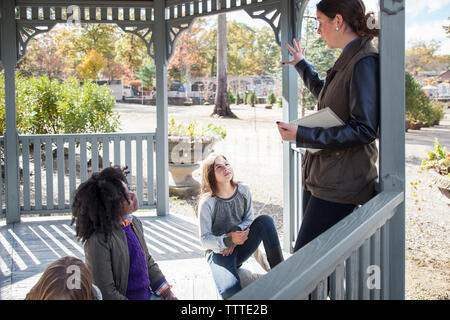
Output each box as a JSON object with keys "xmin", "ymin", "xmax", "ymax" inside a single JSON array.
[{"xmin": 277, "ymin": 0, "xmax": 380, "ymax": 252}]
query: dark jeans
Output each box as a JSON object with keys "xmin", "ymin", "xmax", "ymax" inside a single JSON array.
[
  {"xmin": 207, "ymin": 215, "xmax": 280, "ymax": 299},
  {"xmin": 293, "ymin": 189, "xmax": 356, "ymax": 252}
]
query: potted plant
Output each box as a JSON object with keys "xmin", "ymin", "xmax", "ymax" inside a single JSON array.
[
  {"xmin": 419, "ymin": 139, "xmax": 450, "ymax": 200},
  {"xmin": 265, "ymin": 92, "xmax": 276, "ymax": 109},
  {"xmin": 167, "ymin": 118, "xmax": 226, "ymax": 197}
]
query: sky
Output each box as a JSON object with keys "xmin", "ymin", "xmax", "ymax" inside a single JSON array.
[{"xmin": 227, "ymin": 0, "xmax": 450, "ymax": 55}]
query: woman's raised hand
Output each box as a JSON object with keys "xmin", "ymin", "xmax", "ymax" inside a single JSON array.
[{"xmin": 282, "ymin": 38, "xmax": 306, "ymax": 67}]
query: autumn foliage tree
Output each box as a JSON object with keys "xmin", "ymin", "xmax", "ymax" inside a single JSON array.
[{"xmin": 77, "ymin": 49, "xmax": 106, "ymax": 81}]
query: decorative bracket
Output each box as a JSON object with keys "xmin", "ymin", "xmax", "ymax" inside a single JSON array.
[
  {"xmin": 17, "ymin": 23, "xmax": 57, "ymax": 62},
  {"xmin": 244, "ymin": 5, "xmax": 281, "ymax": 46},
  {"xmin": 167, "ymin": 17, "xmax": 196, "ymax": 61},
  {"xmin": 117, "ymin": 24, "xmax": 155, "ymax": 59}
]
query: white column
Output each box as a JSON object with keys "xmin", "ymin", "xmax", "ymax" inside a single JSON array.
[
  {"xmin": 154, "ymin": 0, "xmax": 169, "ymax": 216},
  {"xmin": 1, "ymin": 0, "xmax": 20, "ymax": 224},
  {"xmin": 379, "ymin": 0, "xmax": 406, "ymax": 299},
  {"xmin": 280, "ymin": 0, "xmax": 299, "ymax": 252}
]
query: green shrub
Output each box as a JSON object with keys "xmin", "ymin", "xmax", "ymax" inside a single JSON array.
[
  {"xmin": 278, "ymin": 96, "xmax": 283, "ymax": 108},
  {"xmin": 247, "ymin": 90, "xmax": 257, "ymax": 106},
  {"xmin": 0, "ymin": 74, "xmax": 120, "ymax": 135},
  {"xmin": 236, "ymin": 92, "xmax": 241, "ymax": 105},
  {"xmin": 227, "ymin": 89, "xmax": 236, "ymax": 104},
  {"xmin": 429, "ymin": 101, "xmax": 445, "ymax": 124},
  {"xmin": 405, "ymin": 72, "xmax": 433, "ymax": 123},
  {"xmin": 267, "ymin": 92, "xmax": 277, "ymax": 105}
]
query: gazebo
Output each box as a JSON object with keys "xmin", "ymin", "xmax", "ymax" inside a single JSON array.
[{"xmin": 0, "ymin": 0, "xmax": 406, "ymax": 300}]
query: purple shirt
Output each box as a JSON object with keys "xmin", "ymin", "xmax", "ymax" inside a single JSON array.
[{"xmin": 123, "ymin": 224, "xmax": 151, "ymax": 300}]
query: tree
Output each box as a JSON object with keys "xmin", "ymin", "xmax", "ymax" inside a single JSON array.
[
  {"xmin": 136, "ymin": 59, "xmax": 156, "ymax": 89},
  {"xmin": 213, "ymin": 12, "xmax": 235, "ymax": 118},
  {"xmin": 406, "ymin": 41, "xmax": 450, "ymax": 72},
  {"xmin": 77, "ymin": 49, "xmax": 106, "ymax": 81},
  {"xmin": 18, "ymin": 37, "xmax": 67, "ymax": 79}
]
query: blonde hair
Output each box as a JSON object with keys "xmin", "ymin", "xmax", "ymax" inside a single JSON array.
[{"xmin": 25, "ymin": 256, "xmax": 94, "ymax": 300}]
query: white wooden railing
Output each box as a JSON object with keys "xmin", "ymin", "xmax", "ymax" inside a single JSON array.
[
  {"xmin": 232, "ymin": 146, "xmax": 404, "ymax": 300},
  {"xmin": 1, "ymin": 132, "xmax": 156, "ymax": 217}
]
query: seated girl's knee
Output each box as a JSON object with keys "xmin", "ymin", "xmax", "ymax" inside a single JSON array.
[{"xmin": 254, "ymin": 214, "xmax": 274, "ymax": 226}]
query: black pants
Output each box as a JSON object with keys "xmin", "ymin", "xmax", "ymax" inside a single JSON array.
[{"xmin": 293, "ymin": 189, "xmax": 356, "ymax": 252}]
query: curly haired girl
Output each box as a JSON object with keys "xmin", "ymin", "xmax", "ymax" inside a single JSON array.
[{"xmin": 71, "ymin": 166, "xmax": 176, "ymax": 300}]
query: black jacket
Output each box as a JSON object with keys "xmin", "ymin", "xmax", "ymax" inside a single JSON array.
[{"xmin": 295, "ymin": 56, "xmax": 380, "ymax": 149}]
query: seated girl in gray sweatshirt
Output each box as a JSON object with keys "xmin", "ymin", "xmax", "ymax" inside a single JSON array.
[{"xmin": 197, "ymin": 153, "xmax": 283, "ymax": 299}]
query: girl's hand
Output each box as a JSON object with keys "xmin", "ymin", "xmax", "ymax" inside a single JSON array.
[
  {"xmin": 282, "ymin": 38, "xmax": 305, "ymax": 67},
  {"xmin": 227, "ymin": 229, "xmax": 249, "ymax": 246},
  {"xmin": 276, "ymin": 121, "xmax": 298, "ymax": 142},
  {"xmin": 161, "ymin": 288, "xmax": 178, "ymax": 300},
  {"xmin": 221, "ymin": 245, "xmax": 235, "ymax": 256}
]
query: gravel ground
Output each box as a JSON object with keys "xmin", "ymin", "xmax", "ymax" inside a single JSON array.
[{"xmin": 116, "ymin": 101, "xmax": 450, "ymax": 300}]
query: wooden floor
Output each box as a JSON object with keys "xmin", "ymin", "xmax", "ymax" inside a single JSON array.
[{"xmin": 0, "ymin": 212, "xmax": 267, "ymax": 300}]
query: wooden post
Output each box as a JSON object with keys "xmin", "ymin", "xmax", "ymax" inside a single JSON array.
[
  {"xmin": 379, "ymin": 0, "xmax": 405, "ymax": 300},
  {"xmin": 154, "ymin": 0, "xmax": 169, "ymax": 216},
  {"xmin": 1, "ymin": 0, "xmax": 21, "ymax": 224},
  {"xmin": 280, "ymin": 0, "xmax": 301, "ymax": 253}
]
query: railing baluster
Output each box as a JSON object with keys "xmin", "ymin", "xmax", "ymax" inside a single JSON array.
[
  {"xmin": 317, "ymin": 279, "xmax": 327, "ymax": 300},
  {"xmin": 21, "ymin": 137, "xmax": 31, "ymax": 211},
  {"xmin": 68, "ymin": 137, "xmax": 76, "ymax": 205},
  {"xmin": 124, "ymin": 7, "xmax": 130, "ymax": 20},
  {"xmin": 230, "ymin": 0, "xmax": 237, "ymax": 8},
  {"xmin": 185, "ymin": 2, "xmax": 191, "ymax": 16},
  {"xmin": 211, "ymin": 0, "xmax": 217, "ymax": 12},
  {"xmin": 202, "ymin": 0, "xmax": 207, "ymax": 13},
  {"xmin": 380, "ymin": 221, "xmax": 389, "ymax": 299},
  {"xmin": 33, "ymin": 138, "xmax": 42, "ymax": 210},
  {"xmin": 32, "ymin": 6, "xmax": 38, "ymax": 20},
  {"xmin": 330, "ymin": 263, "xmax": 345, "ymax": 300},
  {"xmin": 194, "ymin": 0, "xmax": 200, "ymax": 14},
  {"xmin": 56, "ymin": 136, "xmax": 65, "ymax": 209},
  {"xmin": 91, "ymin": 138, "xmax": 99, "ymax": 173},
  {"xmin": 370, "ymin": 229, "xmax": 381, "ymax": 300},
  {"xmin": 43, "ymin": 6, "xmax": 50, "ymax": 20},
  {"xmin": 45, "ymin": 139, "xmax": 54, "ymax": 210},
  {"xmin": 55, "ymin": 7, "xmax": 62, "ymax": 20},
  {"xmin": 135, "ymin": 8, "xmax": 141, "ymax": 21},
  {"xmin": 80, "ymin": 138, "xmax": 88, "ymax": 183},
  {"xmin": 19, "ymin": 7, "xmax": 27, "ymax": 20},
  {"xmin": 112, "ymin": 7, "xmax": 118, "ymax": 20},
  {"xmin": 359, "ymin": 239, "xmax": 370, "ymax": 300},
  {"xmin": 114, "ymin": 137, "xmax": 121, "ymax": 166},
  {"xmin": 125, "ymin": 136, "xmax": 132, "ymax": 175},
  {"xmin": 345, "ymin": 250, "xmax": 358, "ymax": 299},
  {"xmin": 136, "ymin": 136, "xmax": 143, "ymax": 206},
  {"xmin": 102, "ymin": 137, "xmax": 110, "ymax": 169},
  {"xmin": 80, "ymin": 7, "xmax": 86, "ymax": 22},
  {"xmin": 89, "ymin": 7, "xmax": 96, "ymax": 21},
  {"xmin": 147, "ymin": 135, "xmax": 154, "ymax": 205}
]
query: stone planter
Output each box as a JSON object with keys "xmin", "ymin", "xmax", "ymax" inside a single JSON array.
[
  {"xmin": 405, "ymin": 119, "xmax": 411, "ymax": 132},
  {"xmin": 429, "ymin": 170, "xmax": 450, "ymax": 200},
  {"xmin": 167, "ymin": 135, "xmax": 219, "ymax": 198}
]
